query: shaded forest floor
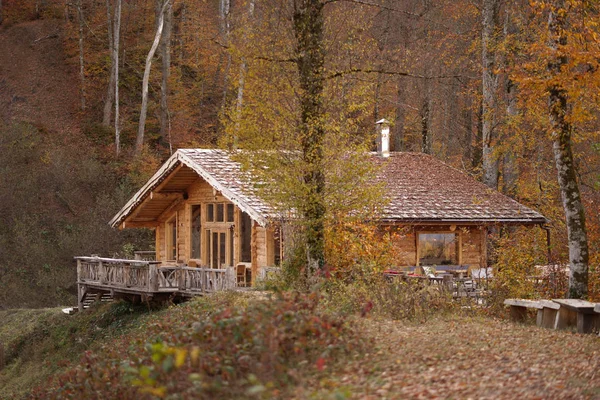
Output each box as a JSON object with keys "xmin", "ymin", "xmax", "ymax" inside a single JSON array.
[
  {"xmin": 0, "ymin": 18, "xmax": 80, "ymax": 136},
  {"xmin": 307, "ymin": 317, "xmax": 600, "ymax": 399},
  {"xmin": 3, "ymin": 294, "xmax": 599, "ymax": 399}
]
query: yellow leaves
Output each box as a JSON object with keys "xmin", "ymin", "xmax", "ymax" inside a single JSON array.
[{"xmin": 190, "ymin": 346, "xmax": 201, "ymax": 367}]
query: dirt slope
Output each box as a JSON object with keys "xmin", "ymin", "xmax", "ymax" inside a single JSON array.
[{"xmin": 0, "ymin": 18, "xmax": 80, "ymax": 135}]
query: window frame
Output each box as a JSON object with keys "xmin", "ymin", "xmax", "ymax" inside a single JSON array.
[
  {"xmin": 165, "ymin": 215, "xmax": 178, "ymax": 262},
  {"xmin": 416, "ymin": 230, "xmax": 462, "ymax": 266}
]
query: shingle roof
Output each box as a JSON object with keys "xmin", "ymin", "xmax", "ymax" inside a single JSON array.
[
  {"xmin": 371, "ymin": 152, "xmax": 547, "ymax": 224},
  {"xmin": 111, "ymin": 149, "xmax": 547, "ymax": 228}
]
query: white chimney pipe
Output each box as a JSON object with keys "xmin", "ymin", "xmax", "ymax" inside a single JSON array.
[{"xmin": 376, "ymin": 118, "xmax": 390, "ymax": 158}]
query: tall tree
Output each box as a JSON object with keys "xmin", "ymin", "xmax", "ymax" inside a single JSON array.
[
  {"xmin": 293, "ymin": 0, "xmax": 326, "ymax": 272},
  {"xmin": 114, "ymin": 0, "xmax": 121, "ymax": 155},
  {"xmin": 158, "ymin": 0, "xmax": 172, "ymax": 149},
  {"xmin": 234, "ymin": 0, "xmax": 255, "ymax": 144},
  {"xmin": 102, "ymin": 0, "xmax": 115, "ymax": 127},
  {"xmin": 547, "ymin": 0, "xmax": 588, "ymax": 298},
  {"xmin": 136, "ymin": 0, "xmax": 170, "ymax": 156},
  {"xmin": 481, "ymin": 0, "xmax": 502, "ymax": 188},
  {"xmin": 76, "ymin": 0, "xmax": 85, "ymax": 111}
]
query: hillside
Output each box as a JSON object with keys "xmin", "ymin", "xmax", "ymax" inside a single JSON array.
[
  {"xmin": 0, "ymin": 16, "xmax": 153, "ymax": 309},
  {"xmin": 0, "ymin": 19, "xmax": 80, "ymax": 136},
  {"xmin": 3, "ymin": 293, "xmax": 598, "ymax": 399}
]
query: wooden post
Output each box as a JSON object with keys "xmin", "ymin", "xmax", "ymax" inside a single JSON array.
[
  {"xmin": 178, "ymin": 267, "xmax": 185, "ymax": 291},
  {"xmin": 76, "ymin": 258, "xmax": 82, "ymax": 283},
  {"xmin": 149, "ymin": 263, "xmax": 158, "ymax": 292},
  {"xmin": 78, "ymin": 284, "xmax": 86, "ymax": 312},
  {"xmin": 99, "ymin": 260, "xmax": 106, "ymax": 284}
]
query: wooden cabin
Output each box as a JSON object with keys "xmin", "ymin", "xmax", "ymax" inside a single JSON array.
[
  {"xmin": 109, "ymin": 149, "xmax": 282, "ymax": 286},
  {"xmin": 109, "ymin": 147, "xmax": 547, "ymax": 283}
]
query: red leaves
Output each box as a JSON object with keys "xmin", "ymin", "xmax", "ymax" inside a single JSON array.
[{"xmin": 315, "ymin": 357, "xmax": 326, "ymax": 371}]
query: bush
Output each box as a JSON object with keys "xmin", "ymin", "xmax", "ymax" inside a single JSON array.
[
  {"xmin": 322, "ymin": 271, "xmax": 456, "ymax": 322},
  {"xmin": 32, "ymin": 292, "xmax": 365, "ymax": 399}
]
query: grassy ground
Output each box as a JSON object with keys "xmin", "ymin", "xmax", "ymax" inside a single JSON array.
[
  {"xmin": 0, "ymin": 303, "xmax": 162, "ymax": 399},
  {"xmin": 305, "ymin": 315, "xmax": 600, "ymax": 399},
  {"xmin": 2, "ymin": 294, "xmax": 600, "ymax": 399}
]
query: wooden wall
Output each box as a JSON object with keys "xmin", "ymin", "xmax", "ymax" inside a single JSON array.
[
  {"xmin": 152, "ymin": 178, "xmax": 275, "ymax": 281},
  {"xmin": 390, "ymin": 225, "xmax": 486, "ymax": 268}
]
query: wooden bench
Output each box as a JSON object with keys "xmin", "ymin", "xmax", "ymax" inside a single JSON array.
[
  {"xmin": 504, "ymin": 299, "xmax": 560, "ymax": 328},
  {"xmin": 504, "ymin": 299, "xmax": 543, "ymax": 322},
  {"xmin": 553, "ymin": 299, "xmax": 600, "ymax": 334},
  {"xmin": 537, "ymin": 300, "xmax": 560, "ymax": 329}
]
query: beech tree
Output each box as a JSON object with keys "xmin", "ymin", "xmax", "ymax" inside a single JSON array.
[
  {"xmin": 137, "ymin": 0, "xmax": 171, "ymax": 156},
  {"xmin": 293, "ymin": 0, "xmax": 326, "ymax": 272},
  {"xmin": 481, "ymin": 0, "xmax": 502, "ymax": 188},
  {"xmin": 102, "ymin": 0, "xmax": 115, "ymax": 127},
  {"xmin": 114, "ymin": 0, "xmax": 121, "ymax": 155},
  {"xmin": 546, "ymin": 0, "xmax": 589, "ymax": 298}
]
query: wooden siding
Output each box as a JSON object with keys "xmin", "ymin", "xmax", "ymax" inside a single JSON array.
[
  {"xmin": 390, "ymin": 225, "xmax": 486, "ymax": 268},
  {"xmin": 150, "ymin": 178, "xmax": 275, "ymax": 286}
]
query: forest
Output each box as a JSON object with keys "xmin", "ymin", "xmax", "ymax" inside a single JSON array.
[
  {"xmin": 2, "ymin": 0, "xmax": 598, "ymax": 307},
  {"xmin": 1, "ymin": 0, "xmax": 600, "ymax": 398}
]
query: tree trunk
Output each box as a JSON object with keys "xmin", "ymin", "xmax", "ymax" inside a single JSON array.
[
  {"xmin": 472, "ymin": 100, "xmax": 483, "ymax": 170},
  {"xmin": 294, "ymin": 0, "xmax": 326, "ymax": 273},
  {"xmin": 548, "ymin": 0, "xmax": 589, "ymax": 299},
  {"xmin": 158, "ymin": 0, "xmax": 172, "ymax": 148},
  {"xmin": 502, "ymin": 7, "xmax": 518, "ymax": 195},
  {"xmin": 76, "ymin": 0, "xmax": 85, "ymax": 111},
  {"xmin": 394, "ymin": 76, "xmax": 406, "ymax": 152},
  {"xmin": 481, "ymin": 0, "xmax": 501, "ymax": 188},
  {"xmin": 136, "ymin": 0, "xmax": 170, "ymax": 156},
  {"xmin": 220, "ymin": 0, "xmax": 232, "ymax": 114},
  {"xmin": 420, "ymin": 95, "xmax": 432, "ymax": 154},
  {"xmin": 502, "ymin": 78, "xmax": 518, "ymax": 195},
  {"xmin": 234, "ymin": 0, "xmax": 255, "ymax": 146},
  {"xmin": 114, "ymin": 0, "xmax": 121, "ymax": 155},
  {"xmin": 102, "ymin": 0, "xmax": 115, "ymax": 127},
  {"xmin": 1, "ymin": 0, "xmax": 4, "ymax": 25}
]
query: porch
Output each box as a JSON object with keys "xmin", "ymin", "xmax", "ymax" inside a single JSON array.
[{"xmin": 75, "ymin": 256, "xmax": 237, "ymax": 310}]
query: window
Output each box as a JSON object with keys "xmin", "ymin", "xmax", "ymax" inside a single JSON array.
[
  {"xmin": 240, "ymin": 211, "xmax": 252, "ymax": 263},
  {"xmin": 191, "ymin": 205, "xmax": 201, "ymax": 259},
  {"xmin": 216, "ymin": 204, "xmax": 224, "ymax": 222},
  {"xmin": 166, "ymin": 217, "xmax": 177, "ymax": 261},
  {"xmin": 206, "ymin": 229, "xmax": 231, "ymax": 268},
  {"xmin": 206, "ymin": 204, "xmax": 214, "ymax": 222},
  {"xmin": 274, "ymin": 226, "xmax": 282, "ymax": 266},
  {"xmin": 418, "ymin": 233, "xmax": 458, "ymax": 266},
  {"xmin": 226, "ymin": 204, "xmax": 234, "ymax": 222}
]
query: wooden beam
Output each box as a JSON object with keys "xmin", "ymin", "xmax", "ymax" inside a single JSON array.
[
  {"xmin": 121, "ymin": 221, "xmax": 159, "ymax": 229},
  {"xmin": 157, "ymin": 196, "xmax": 185, "ymax": 222},
  {"xmin": 150, "ymin": 191, "xmax": 184, "ymax": 200}
]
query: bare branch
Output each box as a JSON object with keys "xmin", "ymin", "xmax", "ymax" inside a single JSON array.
[
  {"xmin": 322, "ymin": 0, "xmax": 422, "ymax": 17},
  {"xmin": 325, "ymin": 68, "xmax": 471, "ymax": 81}
]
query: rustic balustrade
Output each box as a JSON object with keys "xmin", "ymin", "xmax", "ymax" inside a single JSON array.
[{"xmin": 75, "ymin": 257, "xmax": 236, "ymax": 296}]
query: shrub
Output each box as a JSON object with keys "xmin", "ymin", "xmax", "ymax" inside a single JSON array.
[
  {"xmin": 32, "ymin": 292, "xmax": 365, "ymax": 399},
  {"xmin": 322, "ymin": 271, "xmax": 456, "ymax": 322}
]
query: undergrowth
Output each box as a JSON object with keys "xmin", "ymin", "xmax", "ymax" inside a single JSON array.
[
  {"xmin": 30, "ymin": 291, "xmax": 366, "ymax": 399},
  {"xmin": 0, "ymin": 302, "xmax": 159, "ymax": 399},
  {"xmin": 320, "ymin": 272, "xmax": 458, "ymax": 322}
]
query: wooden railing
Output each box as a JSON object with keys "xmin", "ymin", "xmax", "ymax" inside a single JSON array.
[
  {"xmin": 158, "ymin": 266, "xmax": 235, "ymax": 293},
  {"xmin": 76, "ymin": 256, "xmax": 161, "ymax": 292},
  {"xmin": 76, "ymin": 257, "xmax": 235, "ymax": 295}
]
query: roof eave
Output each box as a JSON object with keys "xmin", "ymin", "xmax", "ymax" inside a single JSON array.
[
  {"xmin": 378, "ymin": 217, "xmax": 548, "ymax": 225},
  {"xmin": 110, "ymin": 150, "xmax": 270, "ymax": 229}
]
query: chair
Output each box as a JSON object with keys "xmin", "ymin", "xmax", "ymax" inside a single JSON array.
[
  {"xmin": 188, "ymin": 260, "xmax": 198, "ymax": 268},
  {"xmin": 236, "ymin": 263, "xmax": 247, "ymax": 287}
]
